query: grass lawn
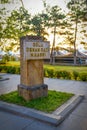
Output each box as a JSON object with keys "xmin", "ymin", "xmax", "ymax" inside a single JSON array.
[
  {"xmin": 6, "ymin": 61, "xmax": 20, "ymax": 66},
  {"xmin": 3, "ymin": 61, "xmax": 87, "ymax": 73},
  {"xmin": 44, "ymin": 64, "xmax": 87, "ymax": 73},
  {"xmin": 0, "ymin": 90, "xmax": 74, "ymax": 113},
  {"xmin": 0, "ymin": 61, "xmax": 87, "ymax": 81}
]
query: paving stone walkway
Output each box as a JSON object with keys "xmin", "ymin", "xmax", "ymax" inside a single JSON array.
[{"xmin": 0, "ymin": 73, "xmax": 87, "ymax": 130}]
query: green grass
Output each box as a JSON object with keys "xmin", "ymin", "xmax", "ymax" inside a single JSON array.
[
  {"xmin": 1, "ymin": 61, "xmax": 87, "ymax": 74},
  {"xmin": 44, "ymin": 64, "xmax": 87, "ymax": 73},
  {"xmin": 0, "ymin": 90, "xmax": 74, "ymax": 113},
  {"xmin": 0, "ymin": 61, "xmax": 87, "ymax": 81},
  {"xmin": 6, "ymin": 61, "xmax": 20, "ymax": 66},
  {"xmin": 4, "ymin": 61, "xmax": 87, "ymax": 73}
]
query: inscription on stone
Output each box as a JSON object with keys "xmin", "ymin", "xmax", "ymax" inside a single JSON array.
[
  {"xmin": 18, "ymin": 36, "xmax": 49, "ymax": 101},
  {"xmin": 24, "ymin": 41, "xmax": 50, "ymax": 60}
]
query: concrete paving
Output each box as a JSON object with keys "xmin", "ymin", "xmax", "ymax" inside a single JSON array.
[{"xmin": 0, "ymin": 73, "xmax": 87, "ymax": 130}]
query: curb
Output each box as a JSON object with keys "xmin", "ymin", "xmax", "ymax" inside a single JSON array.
[
  {"xmin": 0, "ymin": 78, "xmax": 9, "ymax": 81},
  {"xmin": 0, "ymin": 95, "xmax": 84, "ymax": 126}
]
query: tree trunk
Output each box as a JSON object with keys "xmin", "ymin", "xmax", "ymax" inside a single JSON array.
[
  {"xmin": 74, "ymin": 15, "xmax": 78, "ymax": 65},
  {"xmin": 50, "ymin": 26, "xmax": 56, "ymax": 64},
  {"xmin": 20, "ymin": 0, "xmax": 24, "ymax": 8}
]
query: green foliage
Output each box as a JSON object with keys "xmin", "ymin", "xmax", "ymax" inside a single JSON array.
[
  {"xmin": 0, "ymin": 7, "xmax": 8, "ymax": 39},
  {"xmin": 66, "ymin": 0, "xmax": 87, "ymax": 64},
  {"xmin": 0, "ymin": 0, "xmax": 11, "ymax": 4},
  {"xmin": 0, "ymin": 66, "xmax": 20, "ymax": 74},
  {"xmin": 73, "ymin": 71, "xmax": 79, "ymax": 80},
  {"xmin": 79, "ymin": 73, "xmax": 87, "ymax": 81},
  {"xmin": 31, "ymin": 14, "xmax": 48, "ymax": 39},
  {"xmin": 44, "ymin": 69, "xmax": 71, "ymax": 79},
  {"xmin": 6, "ymin": 66, "xmax": 16, "ymax": 74},
  {"xmin": 2, "ymin": 54, "xmax": 10, "ymax": 62},
  {"xmin": 0, "ymin": 0, "xmax": 87, "ymax": 55},
  {"xmin": 56, "ymin": 70, "xmax": 71, "ymax": 79},
  {"xmin": 0, "ymin": 63, "xmax": 87, "ymax": 81},
  {"xmin": 0, "ymin": 90, "xmax": 74, "ymax": 113},
  {"xmin": 67, "ymin": 0, "xmax": 87, "ymax": 18},
  {"xmin": 0, "ymin": 60, "xmax": 6, "ymax": 64},
  {"xmin": 44, "ymin": 69, "xmax": 55, "ymax": 78},
  {"xmin": 0, "ymin": 6, "xmax": 31, "ymax": 52},
  {"xmin": 4, "ymin": 7, "xmax": 31, "ymax": 39},
  {"xmin": 44, "ymin": 67, "xmax": 87, "ymax": 81},
  {"xmin": 43, "ymin": 5, "xmax": 66, "ymax": 27},
  {"xmin": 1, "ymin": 54, "xmax": 17, "ymax": 63},
  {"xmin": 6, "ymin": 61, "xmax": 20, "ymax": 66},
  {"xmin": 10, "ymin": 55, "xmax": 16, "ymax": 61}
]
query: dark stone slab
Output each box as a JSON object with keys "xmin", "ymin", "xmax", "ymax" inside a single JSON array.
[{"xmin": 18, "ymin": 84, "xmax": 48, "ymax": 101}]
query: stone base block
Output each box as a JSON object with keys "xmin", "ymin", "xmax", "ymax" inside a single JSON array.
[{"xmin": 18, "ymin": 84, "xmax": 48, "ymax": 101}]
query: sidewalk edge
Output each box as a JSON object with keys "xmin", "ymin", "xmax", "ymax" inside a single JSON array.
[{"xmin": 0, "ymin": 95, "xmax": 84, "ymax": 126}]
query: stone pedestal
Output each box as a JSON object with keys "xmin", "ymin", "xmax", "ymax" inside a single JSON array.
[
  {"xmin": 18, "ymin": 36, "xmax": 50, "ymax": 101},
  {"xmin": 18, "ymin": 84, "xmax": 48, "ymax": 101}
]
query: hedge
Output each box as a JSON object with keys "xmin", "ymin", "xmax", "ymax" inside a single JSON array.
[
  {"xmin": 44, "ymin": 69, "xmax": 87, "ymax": 81},
  {"xmin": 0, "ymin": 66, "xmax": 20, "ymax": 74},
  {"xmin": 0, "ymin": 66, "xmax": 87, "ymax": 81}
]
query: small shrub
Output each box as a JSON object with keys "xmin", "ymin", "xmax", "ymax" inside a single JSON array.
[
  {"xmin": 2, "ymin": 54, "xmax": 10, "ymax": 62},
  {"xmin": 44, "ymin": 68, "xmax": 49, "ymax": 77},
  {"xmin": 6, "ymin": 66, "xmax": 16, "ymax": 74},
  {"xmin": 47, "ymin": 69, "xmax": 55, "ymax": 78},
  {"xmin": 15, "ymin": 67, "xmax": 20, "ymax": 74},
  {"xmin": 0, "ymin": 65, "xmax": 87, "ymax": 82},
  {"xmin": 0, "ymin": 66, "xmax": 3, "ymax": 72},
  {"xmin": 0, "ymin": 66, "xmax": 7, "ymax": 72},
  {"xmin": 0, "ymin": 66, "xmax": 20, "ymax": 74},
  {"xmin": 0, "ymin": 60, "xmax": 6, "ymax": 64},
  {"xmin": 79, "ymin": 73, "xmax": 87, "ymax": 81},
  {"xmin": 61, "ymin": 71, "xmax": 71, "ymax": 79},
  {"xmin": 73, "ymin": 71, "xmax": 79, "ymax": 80},
  {"xmin": 56, "ymin": 70, "xmax": 71, "ymax": 79},
  {"xmin": 10, "ymin": 56, "xmax": 16, "ymax": 61},
  {"xmin": 56, "ymin": 71, "xmax": 62, "ymax": 78}
]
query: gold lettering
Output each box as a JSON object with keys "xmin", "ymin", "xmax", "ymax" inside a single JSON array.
[
  {"xmin": 41, "ymin": 48, "xmax": 48, "ymax": 52},
  {"xmin": 30, "ymin": 53, "xmax": 33, "ymax": 57},
  {"xmin": 33, "ymin": 42, "xmax": 43, "ymax": 47},
  {"xmin": 30, "ymin": 53, "xmax": 46, "ymax": 57},
  {"xmin": 26, "ymin": 48, "xmax": 30, "ymax": 52}
]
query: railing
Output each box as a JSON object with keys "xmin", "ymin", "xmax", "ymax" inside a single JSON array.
[{"xmin": 44, "ymin": 56, "xmax": 87, "ymax": 65}]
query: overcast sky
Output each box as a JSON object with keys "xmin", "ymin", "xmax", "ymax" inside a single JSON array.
[
  {"xmin": 22, "ymin": 0, "xmax": 69, "ymax": 15},
  {"xmin": 0, "ymin": 0, "xmax": 69, "ymax": 16}
]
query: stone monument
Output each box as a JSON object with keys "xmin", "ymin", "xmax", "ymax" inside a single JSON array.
[{"xmin": 18, "ymin": 35, "xmax": 50, "ymax": 101}]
